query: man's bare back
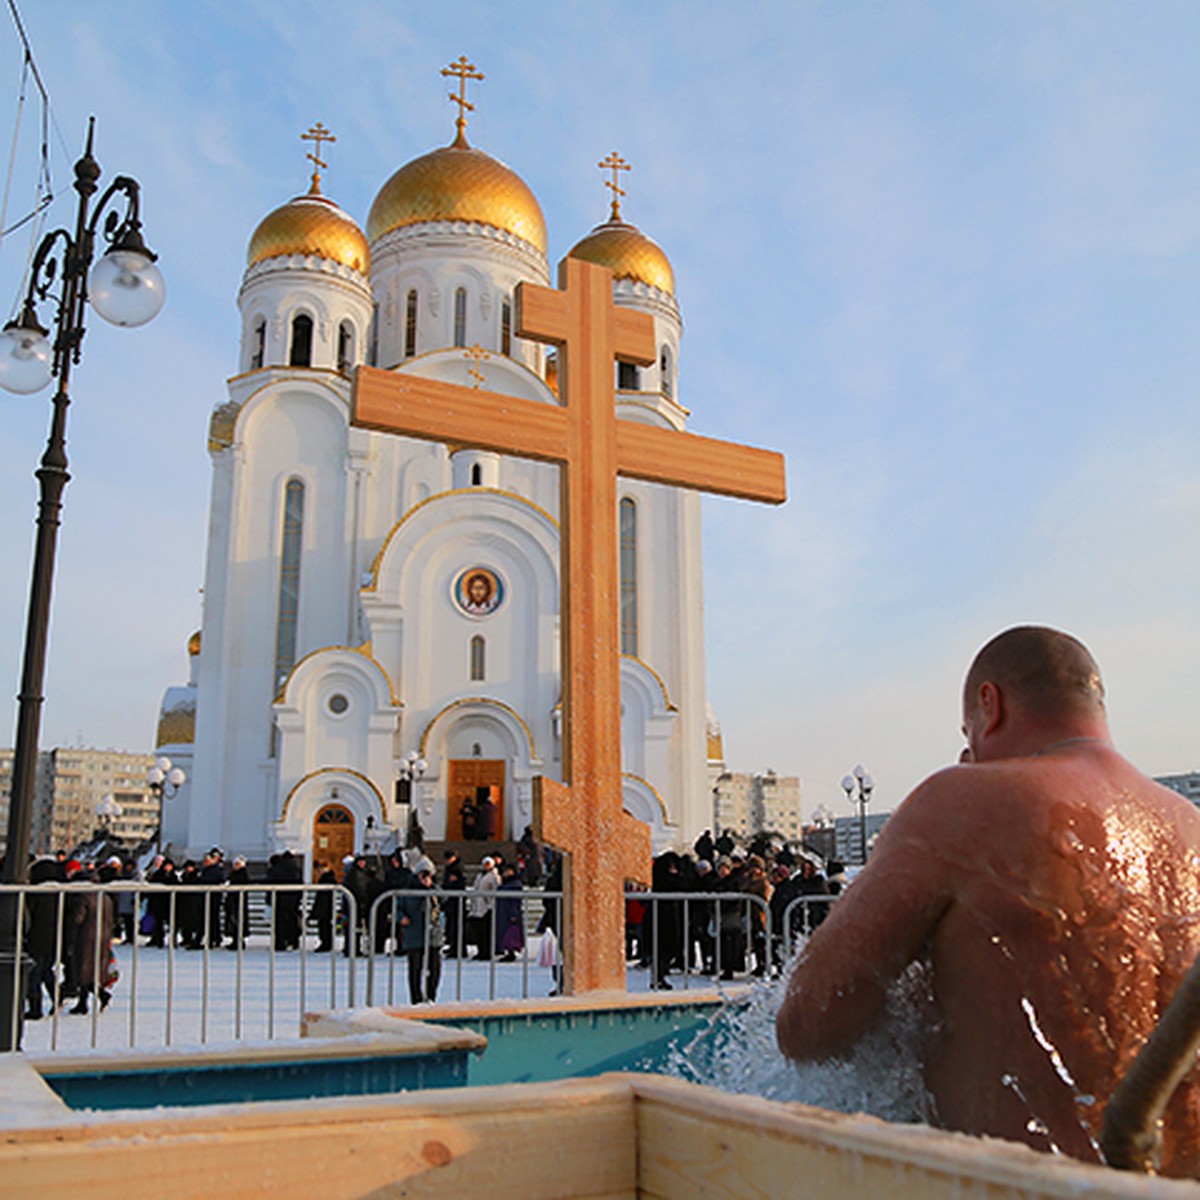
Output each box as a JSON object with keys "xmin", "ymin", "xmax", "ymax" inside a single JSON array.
[{"xmin": 776, "ymin": 628, "xmax": 1200, "ymax": 1176}]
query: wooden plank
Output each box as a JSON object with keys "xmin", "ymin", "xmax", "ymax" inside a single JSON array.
[
  {"xmin": 616, "ymin": 423, "xmax": 787, "ymax": 504},
  {"xmin": 0, "ymin": 1078, "xmax": 637, "ymax": 1200},
  {"xmin": 353, "ymin": 367, "xmax": 569, "ymax": 463},
  {"xmin": 611, "ymin": 305, "xmax": 657, "ymax": 366},
  {"xmin": 630, "ymin": 1077, "xmax": 1190, "ymax": 1200}
]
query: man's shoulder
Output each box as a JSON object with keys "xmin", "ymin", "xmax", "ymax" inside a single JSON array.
[
  {"xmin": 876, "ymin": 761, "xmax": 1047, "ymax": 865},
  {"xmin": 891, "ymin": 763, "xmax": 1012, "ymax": 823}
]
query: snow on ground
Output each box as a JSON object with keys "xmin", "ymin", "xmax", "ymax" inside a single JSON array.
[{"xmin": 19, "ymin": 933, "xmax": 669, "ymax": 1054}]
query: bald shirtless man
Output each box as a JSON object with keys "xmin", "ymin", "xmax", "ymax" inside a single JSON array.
[{"xmin": 777, "ymin": 626, "xmax": 1200, "ymax": 1176}]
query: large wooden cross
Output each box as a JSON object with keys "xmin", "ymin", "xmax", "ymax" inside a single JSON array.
[{"xmin": 352, "ymin": 257, "xmax": 786, "ymax": 992}]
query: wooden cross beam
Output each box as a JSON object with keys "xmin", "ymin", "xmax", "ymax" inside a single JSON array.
[{"xmin": 352, "ymin": 256, "xmax": 786, "ymax": 992}]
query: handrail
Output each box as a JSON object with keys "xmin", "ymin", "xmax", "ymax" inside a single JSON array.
[{"xmin": 1101, "ymin": 948, "xmax": 1200, "ymax": 1172}]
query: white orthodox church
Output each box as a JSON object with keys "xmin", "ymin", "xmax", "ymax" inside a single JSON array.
[{"xmin": 157, "ymin": 92, "xmax": 721, "ymax": 871}]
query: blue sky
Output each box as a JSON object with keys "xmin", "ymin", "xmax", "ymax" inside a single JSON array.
[{"xmin": 2, "ymin": 2, "xmax": 1199, "ymax": 820}]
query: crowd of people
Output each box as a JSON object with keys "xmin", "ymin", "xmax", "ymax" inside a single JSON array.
[
  {"xmin": 13, "ymin": 815, "xmax": 833, "ymax": 1020},
  {"xmin": 627, "ymin": 833, "xmax": 844, "ymax": 989},
  {"xmin": 20, "ymin": 852, "xmax": 126, "ymax": 1018}
]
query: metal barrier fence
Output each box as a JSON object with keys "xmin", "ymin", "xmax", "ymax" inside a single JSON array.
[
  {"xmin": 0, "ymin": 881, "xmax": 359, "ymax": 1053},
  {"xmin": 1, "ymin": 881, "xmax": 840, "ymax": 1054}
]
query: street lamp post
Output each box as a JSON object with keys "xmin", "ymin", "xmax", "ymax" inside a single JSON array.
[
  {"xmin": 398, "ymin": 750, "xmax": 428, "ymax": 847},
  {"xmin": 0, "ymin": 119, "xmax": 164, "ymax": 1051},
  {"xmin": 146, "ymin": 756, "xmax": 186, "ymax": 851},
  {"xmin": 94, "ymin": 793, "xmax": 123, "ymax": 839},
  {"xmin": 840, "ymin": 763, "xmax": 874, "ymax": 865}
]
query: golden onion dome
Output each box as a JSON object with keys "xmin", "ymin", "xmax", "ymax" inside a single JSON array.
[
  {"xmin": 367, "ymin": 134, "xmax": 547, "ymax": 254},
  {"xmin": 247, "ymin": 185, "xmax": 369, "ymax": 273},
  {"xmin": 568, "ymin": 218, "xmax": 675, "ymax": 296},
  {"xmin": 187, "ymin": 630, "xmax": 201, "ymax": 657}
]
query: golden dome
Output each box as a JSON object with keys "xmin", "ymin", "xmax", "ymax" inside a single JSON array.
[
  {"xmin": 187, "ymin": 630, "xmax": 201, "ymax": 657},
  {"xmin": 247, "ymin": 187, "xmax": 369, "ymax": 273},
  {"xmin": 568, "ymin": 218, "xmax": 675, "ymax": 296},
  {"xmin": 156, "ymin": 701, "xmax": 195, "ymax": 748},
  {"xmin": 368, "ymin": 135, "xmax": 547, "ymax": 254}
]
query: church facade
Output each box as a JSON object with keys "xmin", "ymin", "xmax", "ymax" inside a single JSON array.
[{"xmin": 158, "ymin": 106, "xmax": 713, "ymax": 870}]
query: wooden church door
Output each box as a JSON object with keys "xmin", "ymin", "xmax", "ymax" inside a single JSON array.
[
  {"xmin": 313, "ymin": 804, "xmax": 355, "ymax": 877},
  {"xmin": 446, "ymin": 760, "xmax": 505, "ymax": 840}
]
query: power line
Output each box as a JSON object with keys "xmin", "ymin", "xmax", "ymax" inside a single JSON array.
[{"xmin": 2, "ymin": 0, "xmax": 74, "ymax": 223}]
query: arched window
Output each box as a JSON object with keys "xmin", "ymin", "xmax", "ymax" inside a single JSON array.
[
  {"xmin": 290, "ymin": 314, "xmax": 313, "ymax": 367},
  {"xmin": 500, "ymin": 298, "xmax": 512, "ymax": 356},
  {"xmin": 471, "ymin": 463, "xmax": 483, "ymax": 487},
  {"xmin": 274, "ymin": 479, "xmax": 305, "ymax": 690},
  {"xmin": 453, "ymin": 287, "xmax": 467, "ymax": 347},
  {"xmin": 619, "ymin": 497, "xmax": 638, "ymax": 656},
  {"xmin": 470, "ymin": 635, "xmax": 486, "ymax": 681},
  {"xmin": 659, "ymin": 344, "xmax": 673, "ymax": 399},
  {"xmin": 368, "ymin": 303, "xmax": 379, "ymax": 367},
  {"xmin": 337, "ymin": 321, "xmax": 353, "ymax": 373},
  {"xmin": 250, "ymin": 318, "xmax": 266, "ymax": 370},
  {"xmin": 618, "ymin": 361, "xmax": 639, "ymax": 390},
  {"xmin": 404, "ymin": 289, "xmax": 418, "ymax": 359}
]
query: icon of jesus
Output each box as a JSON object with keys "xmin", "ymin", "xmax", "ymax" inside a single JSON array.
[{"xmin": 454, "ymin": 566, "xmax": 503, "ymax": 617}]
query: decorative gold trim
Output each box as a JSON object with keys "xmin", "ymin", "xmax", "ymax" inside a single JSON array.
[
  {"xmin": 280, "ymin": 766, "xmax": 386, "ymax": 823},
  {"xmin": 620, "ymin": 654, "xmax": 677, "ymax": 712},
  {"xmin": 419, "ymin": 696, "xmax": 536, "ymax": 761},
  {"xmin": 274, "ymin": 643, "xmax": 401, "ymax": 706},
  {"xmin": 363, "ymin": 488, "xmax": 559, "ymax": 592},
  {"xmin": 622, "ymin": 771, "xmax": 668, "ymax": 821}
]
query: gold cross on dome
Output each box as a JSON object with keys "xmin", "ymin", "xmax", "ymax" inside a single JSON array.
[
  {"xmin": 464, "ymin": 343, "xmax": 491, "ymax": 389},
  {"xmin": 301, "ymin": 122, "xmax": 336, "ymax": 193},
  {"xmin": 599, "ymin": 150, "xmax": 631, "ymax": 221},
  {"xmin": 442, "ymin": 55, "xmax": 484, "ymax": 144}
]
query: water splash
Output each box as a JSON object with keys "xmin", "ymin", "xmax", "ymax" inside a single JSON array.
[{"xmin": 660, "ymin": 955, "xmax": 934, "ymax": 1124}]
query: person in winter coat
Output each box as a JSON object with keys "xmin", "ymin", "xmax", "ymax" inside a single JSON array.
[
  {"xmin": 467, "ymin": 857, "xmax": 500, "ymax": 959},
  {"xmin": 441, "ymin": 851, "xmax": 467, "ymax": 957},
  {"xmin": 341, "ymin": 854, "xmax": 371, "ymax": 956},
  {"xmin": 644, "ymin": 852, "xmax": 684, "ymax": 989},
  {"xmin": 397, "ymin": 858, "xmax": 443, "ymax": 1003},
  {"xmin": 177, "ymin": 860, "xmax": 204, "ymax": 950},
  {"xmin": 225, "ymin": 855, "xmax": 250, "ymax": 949},
  {"xmin": 70, "ymin": 862, "xmax": 116, "ymax": 1014},
  {"xmin": 198, "ymin": 847, "xmax": 227, "ymax": 947},
  {"xmin": 267, "ymin": 850, "xmax": 302, "ymax": 950},
  {"xmin": 741, "ymin": 854, "xmax": 773, "ymax": 977},
  {"xmin": 311, "ymin": 859, "xmax": 337, "ymax": 952},
  {"xmin": 145, "ymin": 856, "xmax": 176, "ymax": 947},
  {"xmin": 24, "ymin": 857, "xmax": 63, "ymax": 1019},
  {"xmin": 495, "ymin": 865, "xmax": 525, "ymax": 961}
]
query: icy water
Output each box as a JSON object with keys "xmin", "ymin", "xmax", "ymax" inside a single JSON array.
[{"xmin": 664, "ymin": 958, "xmax": 933, "ymax": 1125}]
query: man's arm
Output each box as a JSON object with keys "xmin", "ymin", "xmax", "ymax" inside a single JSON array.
[{"xmin": 776, "ymin": 772, "xmax": 964, "ymax": 1061}]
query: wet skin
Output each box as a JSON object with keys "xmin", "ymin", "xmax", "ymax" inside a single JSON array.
[{"xmin": 776, "ymin": 742, "xmax": 1200, "ymax": 1176}]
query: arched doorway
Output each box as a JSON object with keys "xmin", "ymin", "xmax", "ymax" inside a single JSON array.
[{"xmin": 313, "ymin": 804, "xmax": 354, "ymax": 877}]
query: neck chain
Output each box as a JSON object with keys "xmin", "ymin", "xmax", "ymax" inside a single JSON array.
[{"xmin": 1033, "ymin": 736, "xmax": 1106, "ymax": 758}]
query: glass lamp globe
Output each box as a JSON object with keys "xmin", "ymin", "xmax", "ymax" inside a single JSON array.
[
  {"xmin": 167, "ymin": 767, "xmax": 186, "ymax": 787},
  {"xmin": 89, "ymin": 247, "xmax": 166, "ymax": 327},
  {"xmin": 147, "ymin": 766, "xmax": 165, "ymax": 786},
  {"xmin": 840, "ymin": 774, "xmax": 855, "ymax": 794},
  {"xmin": 0, "ymin": 321, "xmax": 53, "ymax": 394}
]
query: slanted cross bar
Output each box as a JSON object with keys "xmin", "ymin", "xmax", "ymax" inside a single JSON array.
[
  {"xmin": 301, "ymin": 122, "xmax": 336, "ymax": 191},
  {"xmin": 352, "ymin": 257, "xmax": 786, "ymax": 991}
]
